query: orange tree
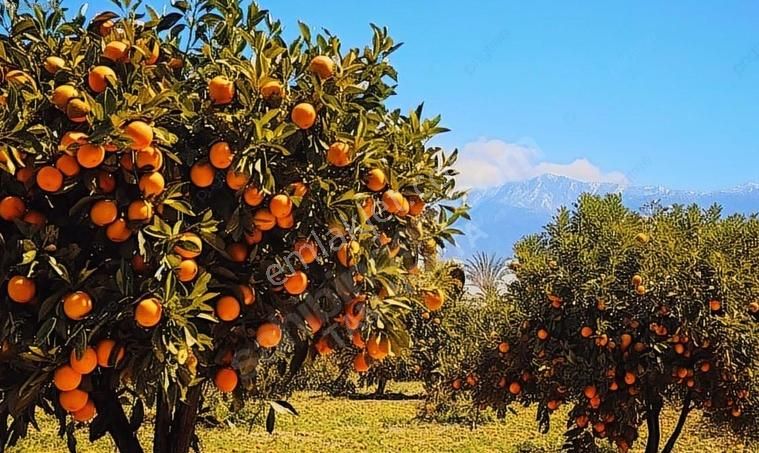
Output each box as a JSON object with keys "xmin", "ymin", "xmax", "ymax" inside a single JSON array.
[
  {"xmin": 452, "ymin": 195, "xmax": 759, "ymax": 453},
  {"xmin": 0, "ymin": 0, "xmax": 465, "ymax": 451}
]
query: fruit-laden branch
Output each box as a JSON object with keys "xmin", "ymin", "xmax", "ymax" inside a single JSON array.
[{"xmin": 661, "ymin": 391, "xmax": 693, "ymax": 453}]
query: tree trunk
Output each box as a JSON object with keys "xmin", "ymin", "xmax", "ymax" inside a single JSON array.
[
  {"xmin": 90, "ymin": 386, "xmax": 144, "ymax": 453},
  {"xmin": 644, "ymin": 396, "xmax": 662, "ymax": 453},
  {"xmin": 661, "ymin": 392, "xmax": 693, "ymax": 453},
  {"xmin": 375, "ymin": 377, "xmax": 387, "ymax": 396},
  {"xmin": 153, "ymin": 391, "xmax": 172, "ymax": 453},
  {"xmin": 169, "ymin": 384, "xmax": 203, "ymax": 453},
  {"xmin": 0, "ymin": 410, "xmax": 8, "ymax": 453}
]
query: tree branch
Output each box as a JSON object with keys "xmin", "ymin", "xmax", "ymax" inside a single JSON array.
[{"xmin": 661, "ymin": 391, "xmax": 693, "ymax": 453}]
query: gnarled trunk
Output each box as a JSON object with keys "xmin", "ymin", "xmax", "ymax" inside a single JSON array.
[
  {"xmin": 153, "ymin": 384, "xmax": 203, "ymax": 453},
  {"xmin": 661, "ymin": 392, "xmax": 693, "ymax": 453},
  {"xmin": 90, "ymin": 385, "xmax": 144, "ymax": 453}
]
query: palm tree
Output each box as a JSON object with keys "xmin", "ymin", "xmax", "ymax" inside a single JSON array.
[{"xmin": 465, "ymin": 252, "xmax": 508, "ymax": 300}]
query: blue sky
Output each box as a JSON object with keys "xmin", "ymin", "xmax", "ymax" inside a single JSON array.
[{"xmin": 75, "ymin": 0, "xmax": 759, "ymax": 191}]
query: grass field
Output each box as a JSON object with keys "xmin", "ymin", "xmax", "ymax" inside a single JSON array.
[{"xmin": 7, "ymin": 382, "xmax": 756, "ymax": 453}]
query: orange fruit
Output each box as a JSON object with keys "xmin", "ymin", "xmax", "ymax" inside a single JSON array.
[
  {"xmin": 90, "ymin": 200, "xmax": 118, "ymax": 226},
  {"xmin": 135, "ymin": 297, "xmax": 162, "ymax": 328},
  {"xmin": 120, "ymin": 153, "xmax": 134, "ymax": 171},
  {"xmin": 284, "ymin": 271, "xmax": 308, "ymax": 295},
  {"xmin": 269, "ymin": 194, "xmax": 292, "ymax": 218},
  {"xmin": 631, "ymin": 275, "xmax": 643, "ymax": 286},
  {"xmin": 352, "ymin": 330, "xmax": 366, "ymax": 349},
  {"xmin": 8, "ymin": 276, "xmax": 35, "ymax": 303},
  {"xmin": 174, "ymin": 233, "xmax": 202, "ymax": 259},
  {"xmin": 290, "ymin": 181, "xmax": 308, "ymax": 197},
  {"xmin": 66, "ymin": 98, "xmax": 90, "ymax": 123},
  {"xmin": 244, "ymin": 229, "xmax": 263, "ymax": 245},
  {"xmin": 624, "ymin": 372, "xmax": 636, "ymax": 385},
  {"xmin": 709, "ymin": 299, "xmax": 721, "ymax": 312},
  {"xmin": 56, "ymin": 154, "xmax": 81, "ymax": 177},
  {"xmin": 214, "ymin": 367, "xmax": 238, "ymax": 393},
  {"xmin": 138, "ymin": 172, "xmax": 165, "ymax": 197},
  {"xmin": 423, "ymin": 289, "xmax": 444, "ymax": 311},
  {"xmin": 209, "ymin": 142, "xmax": 234, "ymax": 169},
  {"xmin": 291, "ymin": 103, "xmax": 316, "ymax": 129},
  {"xmin": 135, "ymin": 147, "xmax": 163, "ymax": 170},
  {"xmin": 326, "ymin": 142, "xmax": 352, "ymax": 167},
  {"xmin": 23, "ymin": 210, "xmax": 46, "ymax": 226},
  {"xmin": 396, "ymin": 196, "xmax": 410, "ymax": 217},
  {"xmin": 53, "ymin": 365, "xmax": 82, "ymax": 391},
  {"xmin": 106, "ymin": 218, "xmax": 132, "ymax": 242},
  {"xmin": 243, "ymin": 186, "xmax": 264, "ymax": 206},
  {"xmin": 294, "ymin": 239, "xmax": 318, "ymax": 264},
  {"xmin": 225, "ymin": 169, "xmax": 249, "ymax": 190},
  {"xmin": 507, "ymin": 382, "xmax": 522, "ymax": 395},
  {"xmin": 51, "ymin": 85, "xmax": 78, "ymax": 109},
  {"xmin": 175, "ymin": 259, "xmax": 198, "ymax": 282},
  {"xmin": 69, "ymin": 347, "xmax": 98, "ymax": 374},
  {"xmin": 256, "ymin": 323, "xmax": 282, "ymax": 348},
  {"xmin": 96, "ymin": 339, "xmax": 125, "ymax": 368},
  {"xmin": 239, "ymin": 284, "xmax": 255, "ymax": 306},
  {"xmin": 37, "ymin": 166, "xmax": 64, "ymax": 192},
  {"xmin": 103, "ymin": 41, "xmax": 129, "ymax": 62},
  {"xmin": 253, "ymin": 209, "xmax": 276, "ymax": 231},
  {"xmin": 276, "ymin": 214, "xmax": 294, "ymax": 229},
  {"xmin": 124, "ymin": 121, "xmax": 153, "ymax": 150},
  {"xmin": 76, "ymin": 144, "xmax": 105, "ymax": 169},
  {"xmin": 366, "ymin": 335, "xmax": 390, "ymax": 360},
  {"xmin": 216, "ymin": 296, "xmax": 241, "ymax": 322},
  {"xmin": 97, "ymin": 172, "xmax": 116, "ymax": 193},
  {"xmin": 226, "ymin": 242, "xmax": 248, "ymax": 263},
  {"xmin": 583, "ymin": 385, "xmax": 598, "ymax": 399},
  {"xmin": 44, "ymin": 56, "xmax": 66, "ymax": 74},
  {"xmin": 365, "ymin": 169, "xmax": 386, "ymax": 192},
  {"xmin": 208, "ymin": 75, "xmax": 234, "ymax": 104},
  {"xmin": 72, "ymin": 400, "xmax": 96, "ymax": 422},
  {"xmin": 580, "ymin": 326, "xmax": 593, "ymax": 338},
  {"xmin": 498, "ymin": 342, "xmax": 510, "ymax": 353},
  {"xmin": 98, "ymin": 19, "xmax": 114, "ymax": 37},
  {"xmin": 304, "ymin": 311, "xmax": 323, "ymax": 333},
  {"xmin": 353, "ymin": 352, "xmax": 370, "ymax": 373},
  {"xmin": 16, "ymin": 167, "xmax": 34, "ymax": 184},
  {"xmin": 190, "ymin": 162, "xmax": 215, "ymax": 188},
  {"xmin": 63, "ymin": 291, "xmax": 93, "ymax": 320},
  {"xmin": 59, "ymin": 389, "xmax": 89, "ymax": 413},
  {"xmin": 0, "ymin": 196, "xmax": 25, "ymax": 221},
  {"xmin": 407, "ymin": 196, "xmax": 425, "ymax": 216},
  {"xmin": 361, "ymin": 197, "xmax": 375, "ymax": 218},
  {"xmin": 88, "ymin": 66, "xmax": 116, "ymax": 93},
  {"xmin": 576, "ymin": 415, "xmax": 589, "ymax": 428},
  {"xmin": 337, "ymin": 240, "xmax": 359, "ymax": 267},
  {"xmin": 309, "ymin": 55, "xmax": 335, "ymax": 79},
  {"xmin": 635, "ymin": 285, "xmax": 646, "ymax": 295},
  {"xmin": 314, "ymin": 337, "xmax": 333, "ymax": 356},
  {"xmin": 382, "ymin": 190, "xmax": 404, "ymax": 213},
  {"xmin": 127, "ymin": 200, "xmax": 153, "ymax": 222},
  {"xmin": 260, "ymin": 80, "xmax": 284, "ymax": 99},
  {"xmin": 344, "ymin": 298, "xmax": 366, "ymax": 330}
]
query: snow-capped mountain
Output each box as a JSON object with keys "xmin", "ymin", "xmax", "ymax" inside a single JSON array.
[{"xmin": 447, "ymin": 175, "xmax": 759, "ymax": 258}]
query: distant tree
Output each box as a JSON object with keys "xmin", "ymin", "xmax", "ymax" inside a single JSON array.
[{"xmin": 465, "ymin": 252, "xmax": 508, "ymax": 302}]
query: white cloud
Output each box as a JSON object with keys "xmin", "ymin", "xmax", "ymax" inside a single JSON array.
[{"xmin": 455, "ymin": 139, "xmax": 629, "ymax": 189}]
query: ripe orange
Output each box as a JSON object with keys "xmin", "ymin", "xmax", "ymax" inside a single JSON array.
[
  {"xmin": 127, "ymin": 200, "xmax": 153, "ymax": 222},
  {"xmin": 365, "ymin": 169, "xmax": 386, "ymax": 192},
  {"xmin": 90, "ymin": 200, "xmax": 118, "ymax": 226},
  {"xmin": 53, "ymin": 364, "xmax": 82, "ymax": 391},
  {"xmin": 624, "ymin": 372, "xmax": 636, "ymax": 385},
  {"xmin": 135, "ymin": 147, "xmax": 163, "ymax": 170},
  {"xmin": 124, "ymin": 121, "xmax": 153, "ymax": 150},
  {"xmin": 291, "ymin": 103, "xmax": 316, "ymax": 129},
  {"xmin": 239, "ymin": 284, "xmax": 255, "ymax": 306},
  {"xmin": 66, "ymin": 98, "xmax": 90, "ymax": 123},
  {"xmin": 244, "ymin": 229, "xmax": 263, "ymax": 245},
  {"xmin": 620, "ymin": 333, "xmax": 633, "ymax": 350},
  {"xmin": 269, "ymin": 194, "xmax": 293, "ymax": 218},
  {"xmin": 509, "ymin": 382, "xmax": 522, "ymax": 395},
  {"xmin": 423, "ymin": 289, "xmax": 444, "ymax": 311},
  {"xmin": 326, "ymin": 142, "xmax": 352, "ymax": 167},
  {"xmin": 226, "ymin": 242, "xmax": 248, "ymax": 263},
  {"xmin": 290, "ymin": 181, "xmax": 308, "ymax": 197},
  {"xmin": 366, "ymin": 335, "xmax": 390, "ymax": 360},
  {"xmin": 209, "ymin": 142, "xmax": 234, "ymax": 169},
  {"xmin": 631, "ymin": 275, "xmax": 643, "ymax": 286},
  {"xmin": 69, "ymin": 347, "xmax": 98, "ymax": 374},
  {"xmin": 0, "ymin": 196, "xmax": 25, "ymax": 221},
  {"xmin": 749, "ymin": 301, "xmax": 759, "ymax": 314},
  {"xmin": 225, "ymin": 169, "xmax": 250, "ymax": 190},
  {"xmin": 208, "ymin": 75, "xmax": 234, "ymax": 104},
  {"xmin": 16, "ymin": 167, "xmax": 34, "ymax": 184},
  {"xmin": 580, "ymin": 326, "xmax": 593, "ymax": 338},
  {"xmin": 635, "ymin": 285, "xmax": 646, "ymax": 296},
  {"xmin": 253, "ymin": 209, "xmax": 277, "ymax": 231},
  {"xmin": 243, "ymin": 186, "xmax": 264, "ymax": 206},
  {"xmin": 190, "ymin": 162, "xmax": 215, "ymax": 188},
  {"xmin": 103, "ymin": 41, "xmax": 129, "ymax": 62},
  {"xmin": 8, "ymin": 276, "xmax": 36, "ymax": 303},
  {"xmin": 96, "ymin": 339, "xmax": 124, "ymax": 367},
  {"xmin": 106, "ymin": 218, "xmax": 132, "ymax": 242},
  {"xmin": 284, "ymin": 271, "xmax": 308, "ymax": 295},
  {"xmin": 407, "ymin": 196, "xmax": 425, "ymax": 216},
  {"xmin": 353, "ymin": 352, "xmax": 370, "ymax": 373},
  {"xmin": 304, "ymin": 311, "xmax": 323, "ymax": 333},
  {"xmin": 44, "ymin": 56, "xmax": 66, "ymax": 74},
  {"xmin": 314, "ymin": 337, "xmax": 334, "ymax": 356},
  {"xmin": 88, "ymin": 66, "xmax": 116, "ymax": 93},
  {"xmin": 23, "ymin": 211, "xmax": 46, "ymax": 226},
  {"xmin": 76, "ymin": 144, "xmax": 105, "ymax": 168},
  {"xmin": 583, "ymin": 385, "xmax": 598, "ymax": 399},
  {"xmin": 276, "ymin": 213, "xmax": 294, "ymax": 229},
  {"xmin": 72, "ymin": 400, "xmax": 96, "ymax": 422},
  {"xmin": 176, "ymin": 259, "xmax": 198, "ymax": 282},
  {"xmin": 37, "ymin": 166, "xmax": 64, "ymax": 192},
  {"xmin": 709, "ymin": 299, "xmax": 722, "ymax": 312},
  {"xmin": 382, "ymin": 190, "xmax": 404, "ymax": 213},
  {"xmin": 56, "ymin": 154, "xmax": 80, "ymax": 177},
  {"xmin": 214, "ymin": 367, "xmax": 238, "ymax": 393},
  {"xmin": 51, "ymin": 85, "xmax": 78, "ymax": 109},
  {"xmin": 361, "ymin": 197, "xmax": 375, "ymax": 218},
  {"xmin": 216, "ymin": 296, "xmax": 241, "ymax": 322},
  {"xmin": 352, "ymin": 330, "xmax": 366, "ymax": 349},
  {"xmin": 576, "ymin": 415, "xmax": 589, "ymax": 428},
  {"xmin": 396, "ymin": 196, "xmax": 410, "ymax": 217},
  {"xmin": 138, "ymin": 172, "xmax": 165, "ymax": 197},
  {"xmin": 256, "ymin": 323, "xmax": 282, "ymax": 348},
  {"xmin": 294, "ymin": 239, "xmax": 318, "ymax": 264},
  {"xmin": 135, "ymin": 297, "xmax": 162, "ymax": 328},
  {"xmin": 260, "ymin": 80, "xmax": 284, "ymax": 99},
  {"xmin": 452, "ymin": 378, "xmax": 463, "ymax": 390},
  {"xmin": 547, "ymin": 400, "xmax": 559, "ymax": 411},
  {"xmin": 309, "ymin": 55, "xmax": 335, "ymax": 79},
  {"xmin": 174, "ymin": 233, "xmax": 202, "ymax": 258},
  {"xmin": 700, "ymin": 361, "xmax": 711, "ymax": 373},
  {"xmin": 59, "ymin": 389, "xmax": 89, "ymax": 413},
  {"xmin": 498, "ymin": 342, "xmax": 510, "ymax": 353},
  {"xmin": 337, "ymin": 240, "xmax": 359, "ymax": 267},
  {"xmin": 63, "ymin": 291, "xmax": 93, "ymax": 320}
]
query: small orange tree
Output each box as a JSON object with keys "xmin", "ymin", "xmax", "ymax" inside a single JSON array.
[
  {"xmin": 0, "ymin": 0, "xmax": 465, "ymax": 451},
  {"xmin": 454, "ymin": 195, "xmax": 759, "ymax": 453}
]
